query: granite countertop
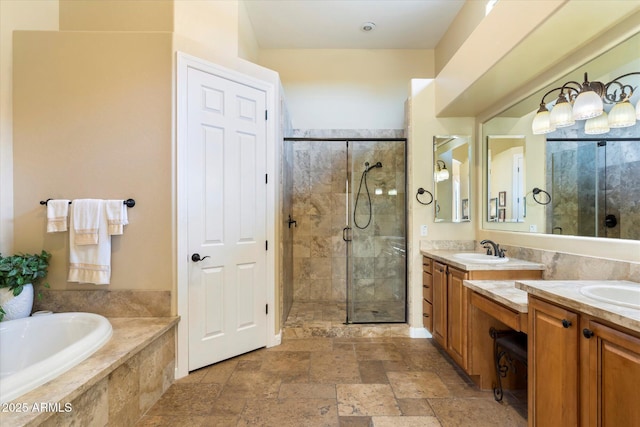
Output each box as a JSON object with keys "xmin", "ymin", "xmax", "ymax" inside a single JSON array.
[
  {"xmin": 421, "ymin": 249, "xmax": 545, "ymax": 272},
  {"xmin": 464, "ymin": 280, "xmax": 528, "ymax": 313},
  {"xmin": 516, "ymin": 280, "xmax": 640, "ymax": 334}
]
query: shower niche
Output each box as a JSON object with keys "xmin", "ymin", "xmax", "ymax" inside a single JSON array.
[{"xmin": 288, "ymin": 135, "xmax": 406, "ymax": 324}]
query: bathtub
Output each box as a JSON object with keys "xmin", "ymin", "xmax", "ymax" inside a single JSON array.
[{"xmin": 0, "ymin": 312, "xmax": 112, "ymax": 403}]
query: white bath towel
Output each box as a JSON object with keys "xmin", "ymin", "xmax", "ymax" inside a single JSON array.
[
  {"xmin": 105, "ymin": 200, "xmax": 128, "ymax": 235},
  {"xmin": 46, "ymin": 199, "xmax": 70, "ymax": 233},
  {"xmin": 72, "ymin": 199, "xmax": 101, "ymax": 245},
  {"xmin": 68, "ymin": 200, "xmax": 111, "ymax": 285}
]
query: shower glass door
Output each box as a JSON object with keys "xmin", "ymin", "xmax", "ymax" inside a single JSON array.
[{"xmin": 346, "ymin": 140, "xmax": 406, "ymax": 323}]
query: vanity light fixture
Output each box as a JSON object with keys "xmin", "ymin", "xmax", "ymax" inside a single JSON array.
[
  {"xmin": 434, "ymin": 160, "xmax": 450, "ymax": 182},
  {"xmin": 532, "ymin": 71, "xmax": 640, "ymax": 135}
]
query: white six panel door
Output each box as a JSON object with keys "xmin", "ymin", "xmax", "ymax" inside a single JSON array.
[{"xmin": 187, "ymin": 67, "xmax": 267, "ymax": 371}]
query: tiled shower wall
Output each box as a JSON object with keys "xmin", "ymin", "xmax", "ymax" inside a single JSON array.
[{"xmin": 288, "ymin": 130, "xmax": 405, "ymax": 305}]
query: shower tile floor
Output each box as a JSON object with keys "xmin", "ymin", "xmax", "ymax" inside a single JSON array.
[
  {"xmin": 137, "ymin": 335, "xmax": 527, "ymax": 426},
  {"xmin": 282, "ymin": 301, "xmax": 409, "ymax": 339}
]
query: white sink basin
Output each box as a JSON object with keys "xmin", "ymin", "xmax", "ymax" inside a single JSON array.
[
  {"xmin": 453, "ymin": 253, "xmax": 509, "ymax": 264},
  {"xmin": 579, "ymin": 284, "xmax": 640, "ymax": 309}
]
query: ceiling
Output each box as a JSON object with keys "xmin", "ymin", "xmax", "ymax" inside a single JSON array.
[{"xmin": 243, "ymin": 0, "xmax": 465, "ymax": 49}]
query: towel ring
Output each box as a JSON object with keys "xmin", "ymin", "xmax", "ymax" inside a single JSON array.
[
  {"xmin": 532, "ymin": 188, "xmax": 551, "ymax": 205},
  {"xmin": 416, "ymin": 188, "xmax": 434, "ymax": 206}
]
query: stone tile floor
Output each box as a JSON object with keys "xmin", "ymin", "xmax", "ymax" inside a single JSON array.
[{"xmin": 138, "ymin": 301, "xmax": 526, "ymax": 426}]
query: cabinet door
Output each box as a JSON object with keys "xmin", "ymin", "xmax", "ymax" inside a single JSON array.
[
  {"xmin": 583, "ymin": 320, "xmax": 640, "ymax": 427},
  {"xmin": 447, "ymin": 267, "xmax": 469, "ymax": 370},
  {"xmin": 529, "ymin": 297, "xmax": 580, "ymax": 427},
  {"xmin": 432, "ymin": 261, "xmax": 447, "ymax": 347}
]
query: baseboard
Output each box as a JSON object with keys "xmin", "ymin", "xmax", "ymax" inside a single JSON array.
[
  {"xmin": 410, "ymin": 326, "xmax": 432, "ymax": 339},
  {"xmin": 269, "ymin": 329, "xmax": 282, "ymax": 347}
]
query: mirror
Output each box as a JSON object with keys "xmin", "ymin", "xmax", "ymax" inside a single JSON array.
[
  {"xmin": 482, "ymin": 31, "xmax": 640, "ymax": 240},
  {"xmin": 487, "ymin": 136, "xmax": 525, "ymax": 223},
  {"xmin": 434, "ymin": 135, "xmax": 471, "ymax": 223}
]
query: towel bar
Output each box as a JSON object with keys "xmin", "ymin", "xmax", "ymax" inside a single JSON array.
[{"xmin": 40, "ymin": 199, "xmax": 136, "ymax": 208}]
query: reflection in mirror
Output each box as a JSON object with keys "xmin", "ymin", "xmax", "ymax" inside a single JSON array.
[
  {"xmin": 434, "ymin": 136, "xmax": 471, "ymax": 223},
  {"xmin": 487, "ymin": 136, "xmax": 525, "ymax": 223},
  {"xmin": 546, "ymin": 138, "xmax": 640, "ymax": 240},
  {"xmin": 481, "ymin": 31, "xmax": 640, "ymax": 240}
]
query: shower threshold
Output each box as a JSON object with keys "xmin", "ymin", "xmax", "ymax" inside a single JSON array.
[{"xmin": 283, "ymin": 301, "xmax": 409, "ymax": 339}]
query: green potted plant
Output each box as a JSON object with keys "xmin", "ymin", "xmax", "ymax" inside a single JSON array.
[{"xmin": 0, "ymin": 250, "xmax": 51, "ymax": 322}]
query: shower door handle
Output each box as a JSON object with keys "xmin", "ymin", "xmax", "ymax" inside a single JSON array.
[{"xmin": 342, "ymin": 227, "xmax": 352, "ymax": 242}]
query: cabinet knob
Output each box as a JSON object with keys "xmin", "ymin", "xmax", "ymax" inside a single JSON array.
[
  {"xmin": 583, "ymin": 328, "xmax": 595, "ymax": 339},
  {"xmin": 562, "ymin": 319, "xmax": 572, "ymax": 328},
  {"xmin": 423, "ymin": 313, "xmax": 430, "ymax": 318},
  {"xmin": 423, "ymin": 284, "xmax": 430, "ymax": 288}
]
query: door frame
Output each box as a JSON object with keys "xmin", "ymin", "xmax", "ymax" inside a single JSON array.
[{"xmin": 176, "ymin": 52, "xmax": 278, "ymax": 379}]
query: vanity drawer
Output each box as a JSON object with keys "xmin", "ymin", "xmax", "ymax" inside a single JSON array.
[
  {"xmin": 471, "ymin": 291, "xmax": 525, "ymax": 332},
  {"xmin": 422, "ymin": 256, "xmax": 433, "ymax": 274},
  {"xmin": 423, "ymin": 299, "xmax": 433, "ymax": 331},
  {"xmin": 422, "ymin": 272, "xmax": 433, "ymax": 303}
]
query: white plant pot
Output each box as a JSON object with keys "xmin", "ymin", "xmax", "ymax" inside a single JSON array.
[{"xmin": 0, "ymin": 283, "xmax": 34, "ymax": 321}]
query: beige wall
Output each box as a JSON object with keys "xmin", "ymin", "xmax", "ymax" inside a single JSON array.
[
  {"xmin": 407, "ymin": 79, "xmax": 475, "ymax": 328},
  {"xmin": 13, "ymin": 31, "xmax": 174, "ymax": 291},
  {"xmin": 59, "ymin": 0, "xmax": 173, "ymax": 31},
  {"xmin": 258, "ymin": 49, "xmax": 433, "ymax": 129},
  {"xmin": 0, "ymin": 0, "xmax": 59, "ymax": 254},
  {"xmin": 434, "ymin": 0, "xmax": 484, "ymax": 75}
]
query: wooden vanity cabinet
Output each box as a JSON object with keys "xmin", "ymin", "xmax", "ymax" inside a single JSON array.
[
  {"xmin": 582, "ymin": 318, "xmax": 640, "ymax": 427},
  {"xmin": 529, "ymin": 296, "xmax": 640, "ymax": 427},
  {"xmin": 446, "ymin": 266, "xmax": 469, "ymax": 369},
  {"xmin": 431, "ymin": 260, "xmax": 448, "ymax": 347},
  {"xmin": 426, "ymin": 255, "xmax": 542, "ymax": 375},
  {"xmin": 422, "ymin": 257, "xmax": 433, "ymax": 331},
  {"xmin": 528, "ymin": 296, "xmax": 580, "ymax": 427}
]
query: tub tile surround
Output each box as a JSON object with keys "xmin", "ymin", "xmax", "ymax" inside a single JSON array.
[
  {"xmin": 1, "ymin": 317, "xmax": 177, "ymax": 427},
  {"xmin": 33, "ymin": 289, "xmax": 171, "ymax": 317}
]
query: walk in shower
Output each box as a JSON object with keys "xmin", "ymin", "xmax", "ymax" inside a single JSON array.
[{"xmin": 286, "ymin": 135, "xmax": 406, "ymax": 324}]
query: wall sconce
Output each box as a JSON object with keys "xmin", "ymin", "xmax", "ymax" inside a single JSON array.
[
  {"xmin": 532, "ymin": 71, "xmax": 640, "ymax": 135},
  {"xmin": 434, "ymin": 160, "xmax": 450, "ymax": 182}
]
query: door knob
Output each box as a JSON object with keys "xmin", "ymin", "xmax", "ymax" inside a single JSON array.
[{"xmin": 191, "ymin": 253, "xmax": 210, "ymax": 262}]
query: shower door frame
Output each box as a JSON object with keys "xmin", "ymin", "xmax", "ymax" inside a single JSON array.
[{"xmin": 284, "ymin": 136, "xmax": 407, "ymax": 324}]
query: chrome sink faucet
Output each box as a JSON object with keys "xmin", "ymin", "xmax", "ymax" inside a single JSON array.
[{"xmin": 480, "ymin": 239, "xmax": 507, "ymax": 258}]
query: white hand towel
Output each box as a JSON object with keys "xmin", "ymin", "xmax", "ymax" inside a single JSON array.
[
  {"xmin": 73, "ymin": 199, "xmax": 101, "ymax": 245},
  {"xmin": 46, "ymin": 199, "xmax": 70, "ymax": 233},
  {"xmin": 68, "ymin": 200, "xmax": 111, "ymax": 285},
  {"xmin": 105, "ymin": 200, "xmax": 129, "ymax": 235}
]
